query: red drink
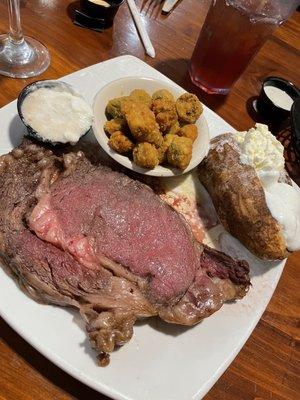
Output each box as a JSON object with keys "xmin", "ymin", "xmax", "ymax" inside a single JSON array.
[{"xmin": 189, "ymin": 0, "xmax": 278, "ymax": 94}]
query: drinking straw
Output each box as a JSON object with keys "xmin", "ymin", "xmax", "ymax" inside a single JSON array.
[{"xmin": 127, "ymin": 0, "xmax": 156, "ymax": 58}]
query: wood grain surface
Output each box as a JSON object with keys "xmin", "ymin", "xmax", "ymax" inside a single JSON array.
[{"xmin": 0, "ymin": 1, "xmax": 299, "ymax": 399}]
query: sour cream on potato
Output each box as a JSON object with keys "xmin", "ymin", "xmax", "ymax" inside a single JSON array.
[{"xmin": 235, "ymin": 123, "xmax": 300, "ymax": 252}]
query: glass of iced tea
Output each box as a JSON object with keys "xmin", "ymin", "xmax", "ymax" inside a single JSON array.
[{"xmin": 189, "ymin": 0, "xmax": 300, "ymax": 95}]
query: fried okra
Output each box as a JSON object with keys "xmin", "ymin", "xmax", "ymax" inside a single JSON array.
[
  {"xmin": 151, "ymin": 98, "xmax": 176, "ymax": 115},
  {"xmin": 120, "ymin": 98, "xmax": 135, "ymax": 116},
  {"xmin": 104, "ymin": 117, "xmax": 128, "ymax": 136},
  {"xmin": 166, "ymin": 121, "xmax": 180, "ymax": 135},
  {"xmin": 177, "ymin": 124, "xmax": 198, "ymax": 142},
  {"xmin": 104, "ymin": 88, "xmax": 201, "ymax": 170},
  {"xmin": 133, "ymin": 142, "xmax": 159, "ymax": 169},
  {"xmin": 156, "ymin": 112, "xmax": 178, "ymax": 133},
  {"xmin": 157, "ymin": 133, "xmax": 176, "ymax": 164},
  {"xmin": 167, "ymin": 136, "xmax": 193, "ymax": 170},
  {"xmin": 152, "ymin": 89, "xmax": 174, "ymax": 102},
  {"xmin": 151, "ymin": 98, "xmax": 178, "ymax": 133},
  {"xmin": 124, "ymin": 102, "xmax": 163, "ymax": 147},
  {"xmin": 129, "ymin": 89, "xmax": 152, "ymax": 106},
  {"xmin": 108, "ymin": 131, "xmax": 134, "ymax": 154},
  {"xmin": 105, "ymin": 96, "xmax": 128, "ymax": 119},
  {"xmin": 176, "ymin": 93, "xmax": 203, "ymax": 124}
]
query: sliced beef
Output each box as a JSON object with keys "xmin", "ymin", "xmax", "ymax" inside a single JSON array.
[
  {"xmin": 0, "ymin": 140, "xmax": 250, "ymax": 364},
  {"xmin": 28, "ymin": 159, "xmax": 200, "ymax": 304}
]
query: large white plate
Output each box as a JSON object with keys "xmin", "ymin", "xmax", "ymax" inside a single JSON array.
[{"xmin": 0, "ymin": 55, "xmax": 284, "ymax": 400}]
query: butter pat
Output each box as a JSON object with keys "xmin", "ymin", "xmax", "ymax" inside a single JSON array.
[{"xmin": 235, "ymin": 123, "xmax": 285, "ymax": 172}]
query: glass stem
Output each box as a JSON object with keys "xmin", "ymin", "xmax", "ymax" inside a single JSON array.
[{"xmin": 7, "ymin": 0, "xmax": 24, "ymax": 44}]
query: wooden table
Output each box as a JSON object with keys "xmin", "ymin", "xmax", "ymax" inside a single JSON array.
[{"xmin": 0, "ymin": 1, "xmax": 299, "ymax": 399}]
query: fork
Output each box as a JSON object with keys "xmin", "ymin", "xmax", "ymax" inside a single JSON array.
[{"xmin": 162, "ymin": 0, "xmax": 181, "ymax": 14}]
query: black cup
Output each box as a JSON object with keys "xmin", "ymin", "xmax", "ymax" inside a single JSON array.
[
  {"xmin": 291, "ymin": 97, "xmax": 300, "ymax": 162},
  {"xmin": 256, "ymin": 76, "xmax": 300, "ymax": 123},
  {"xmin": 79, "ymin": 0, "xmax": 124, "ymax": 29}
]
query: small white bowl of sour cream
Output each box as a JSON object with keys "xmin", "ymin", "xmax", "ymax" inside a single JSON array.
[{"xmin": 17, "ymin": 80, "xmax": 93, "ymax": 145}]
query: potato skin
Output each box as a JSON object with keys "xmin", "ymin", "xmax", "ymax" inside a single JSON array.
[{"xmin": 198, "ymin": 133, "xmax": 288, "ymax": 260}]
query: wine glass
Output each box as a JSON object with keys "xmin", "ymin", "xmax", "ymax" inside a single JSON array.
[{"xmin": 0, "ymin": 0, "xmax": 50, "ymax": 78}]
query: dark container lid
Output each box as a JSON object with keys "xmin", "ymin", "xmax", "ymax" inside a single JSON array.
[{"xmin": 75, "ymin": 0, "xmax": 125, "ymax": 30}]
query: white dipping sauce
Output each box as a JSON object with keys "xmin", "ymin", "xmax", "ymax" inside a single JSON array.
[
  {"xmin": 88, "ymin": 0, "xmax": 110, "ymax": 6},
  {"xmin": 21, "ymin": 86, "xmax": 93, "ymax": 144},
  {"xmin": 264, "ymin": 86, "xmax": 294, "ymax": 111},
  {"xmin": 264, "ymin": 182, "xmax": 300, "ymax": 252}
]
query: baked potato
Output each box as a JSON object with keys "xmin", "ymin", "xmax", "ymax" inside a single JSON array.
[{"xmin": 198, "ymin": 133, "xmax": 289, "ymax": 260}]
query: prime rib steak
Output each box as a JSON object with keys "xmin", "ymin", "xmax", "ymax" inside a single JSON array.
[{"xmin": 0, "ymin": 139, "xmax": 250, "ymax": 365}]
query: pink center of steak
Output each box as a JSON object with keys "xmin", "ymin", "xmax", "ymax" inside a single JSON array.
[{"xmin": 29, "ymin": 169, "xmax": 199, "ymax": 303}]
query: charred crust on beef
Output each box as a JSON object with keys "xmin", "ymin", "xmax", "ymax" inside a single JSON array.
[{"xmin": 97, "ymin": 352, "xmax": 110, "ymax": 367}]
